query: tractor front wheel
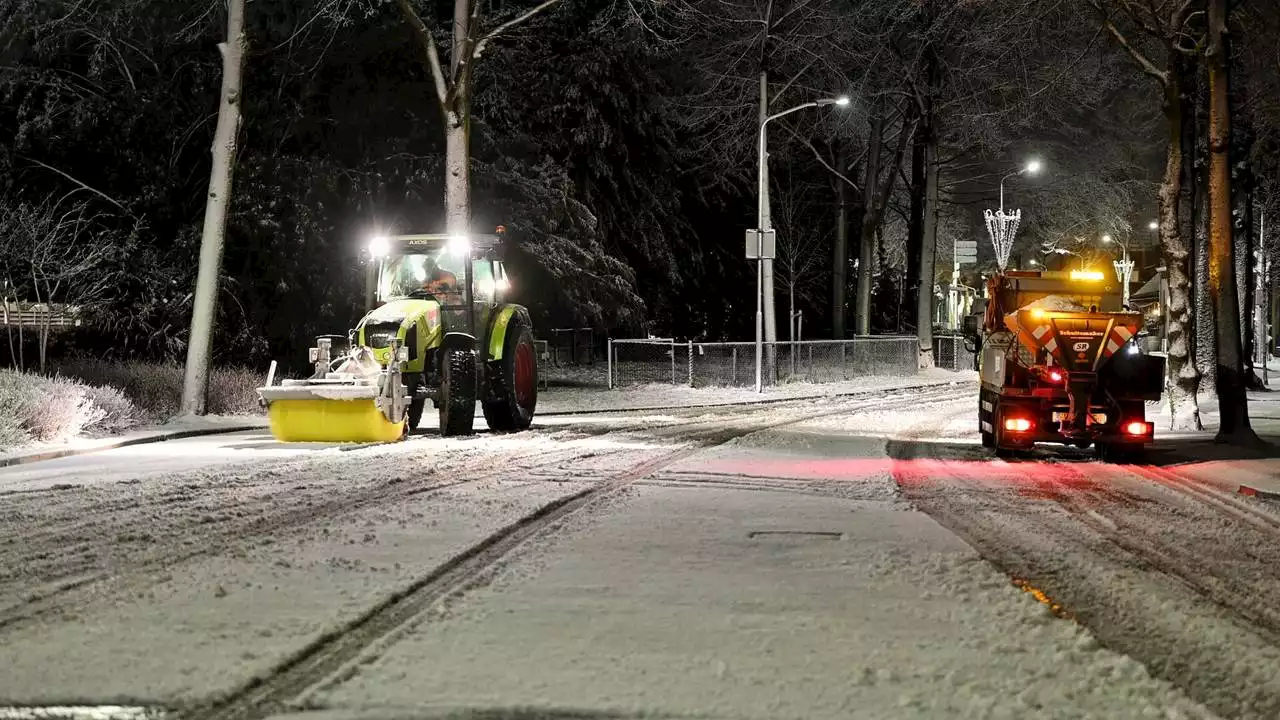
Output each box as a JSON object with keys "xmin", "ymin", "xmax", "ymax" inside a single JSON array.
[
  {"xmin": 439, "ymin": 348, "xmax": 477, "ymax": 436},
  {"xmin": 483, "ymin": 319, "xmax": 538, "ymax": 432}
]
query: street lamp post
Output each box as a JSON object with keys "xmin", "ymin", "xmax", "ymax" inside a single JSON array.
[
  {"xmin": 987, "ymin": 158, "xmax": 1041, "ymax": 272},
  {"xmin": 1103, "ymin": 234, "xmax": 1133, "ymax": 308},
  {"xmin": 753, "ymin": 95, "xmax": 849, "ymax": 392}
]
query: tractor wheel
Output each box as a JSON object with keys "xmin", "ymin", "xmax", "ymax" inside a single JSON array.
[
  {"xmin": 406, "ymin": 374, "xmax": 426, "ymax": 432},
  {"xmin": 483, "ymin": 319, "xmax": 538, "ymax": 432},
  {"xmin": 439, "ymin": 348, "xmax": 477, "ymax": 436}
]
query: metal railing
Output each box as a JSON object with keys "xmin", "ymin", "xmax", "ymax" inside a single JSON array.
[{"xmin": 607, "ymin": 337, "xmax": 919, "ymax": 388}]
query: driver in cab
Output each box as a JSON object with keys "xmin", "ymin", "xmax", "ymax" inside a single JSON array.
[{"xmin": 423, "ymin": 266, "xmax": 461, "ymax": 302}]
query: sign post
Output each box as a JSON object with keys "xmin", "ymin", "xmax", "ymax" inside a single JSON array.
[{"xmin": 746, "ymin": 229, "xmax": 776, "ymax": 392}]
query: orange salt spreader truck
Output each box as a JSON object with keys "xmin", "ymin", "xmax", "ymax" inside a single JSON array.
[{"xmin": 961, "ymin": 269, "xmax": 1164, "ymax": 461}]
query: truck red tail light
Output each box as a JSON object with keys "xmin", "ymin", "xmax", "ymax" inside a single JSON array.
[
  {"xmin": 1004, "ymin": 417, "xmax": 1033, "ymax": 433},
  {"xmin": 1125, "ymin": 421, "xmax": 1152, "ymax": 437}
]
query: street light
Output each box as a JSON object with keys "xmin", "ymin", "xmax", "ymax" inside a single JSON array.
[
  {"xmin": 1148, "ymin": 220, "xmax": 1159, "ymax": 231},
  {"xmin": 1102, "ymin": 234, "xmax": 1134, "ymax": 307},
  {"xmin": 999, "ymin": 158, "xmax": 1042, "ymax": 213},
  {"xmin": 754, "ymin": 95, "xmax": 849, "ymax": 392}
]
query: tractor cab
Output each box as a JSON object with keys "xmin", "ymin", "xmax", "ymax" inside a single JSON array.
[{"xmin": 366, "ymin": 233, "xmax": 512, "ymax": 331}]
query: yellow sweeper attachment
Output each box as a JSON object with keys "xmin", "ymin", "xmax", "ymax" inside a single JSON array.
[{"xmin": 258, "ymin": 338, "xmax": 410, "ymax": 444}]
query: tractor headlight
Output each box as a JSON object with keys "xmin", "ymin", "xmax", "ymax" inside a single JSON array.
[
  {"xmin": 368, "ymin": 235, "xmax": 390, "ymax": 257},
  {"xmin": 447, "ymin": 235, "xmax": 470, "ymax": 256}
]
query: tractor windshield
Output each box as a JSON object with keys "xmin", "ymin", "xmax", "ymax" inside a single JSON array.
[{"xmin": 378, "ymin": 250, "xmax": 468, "ymax": 303}]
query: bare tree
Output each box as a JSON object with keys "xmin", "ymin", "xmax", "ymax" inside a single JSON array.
[
  {"xmin": 181, "ymin": 0, "xmax": 248, "ymax": 415},
  {"xmin": 1087, "ymin": 0, "xmax": 1203, "ymax": 430},
  {"xmin": 0, "ymin": 198, "xmax": 116, "ymax": 372},
  {"xmin": 394, "ymin": 0, "xmax": 572, "ymax": 235},
  {"xmin": 772, "ymin": 179, "xmax": 826, "ymax": 342},
  {"xmin": 1205, "ymin": 0, "xmax": 1256, "ymax": 442}
]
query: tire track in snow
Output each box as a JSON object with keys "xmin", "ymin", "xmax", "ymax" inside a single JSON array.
[
  {"xmin": 890, "ymin": 411, "xmax": 1280, "ymax": 719},
  {"xmin": 181, "ymin": 386, "xmax": 961, "ymax": 720},
  {"xmin": 0, "ymin": 440, "xmax": 597, "ymax": 631}
]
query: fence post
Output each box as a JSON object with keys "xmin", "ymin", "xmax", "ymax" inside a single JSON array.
[
  {"xmin": 688, "ymin": 340, "xmax": 694, "ymax": 387},
  {"xmin": 607, "ymin": 338, "xmax": 614, "ymax": 389},
  {"xmin": 670, "ymin": 341, "xmax": 676, "ymax": 386},
  {"xmin": 732, "ymin": 347, "xmax": 738, "ymax": 385}
]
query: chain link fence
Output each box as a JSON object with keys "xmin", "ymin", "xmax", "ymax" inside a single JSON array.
[
  {"xmin": 931, "ymin": 334, "xmax": 975, "ymax": 372},
  {"xmin": 608, "ymin": 337, "xmax": 919, "ymax": 388}
]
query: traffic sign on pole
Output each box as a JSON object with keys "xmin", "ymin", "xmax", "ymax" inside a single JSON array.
[{"xmin": 745, "ymin": 229, "xmax": 776, "ymax": 260}]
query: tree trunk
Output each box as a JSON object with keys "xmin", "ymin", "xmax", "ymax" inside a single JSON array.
[
  {"xmin": 1194, "ymin": 143, "xmax": 1216, "ymax": 395},
  {"xmin": 832, "ymin": 143, "xmax": 847, "ymax": 339},
  {"xmin": 1206, "ymin": 0, "xmax": 1254, "ymax": 442},
  {"xmin": 855, "ymin": 110, "xmax": 885, "ymax": 336},
  {"xmin": 917, "ymin": 137, "xmax": 939, "ymax": 368},
  {"xmin": 181, "ymin": 0, "xmax": 246, "ymax": 416},
  {"xmin": 1256, "ymin": 209, "xmax": 1269, "ymax": 370},
  {"xmin": 444, "ymin": 99, "xmax": 470, "ymax": 234},
  {"xmin": 1240, "ymin": 182, "xmax": 1256, "ymax": 381},
  {"xmin": 1160, "ymin": 66, "xmax": 1201, "ymax": 430},
  {"xmin": 905, "ymin": 125, "xmax": 926, "ymax": 332}
]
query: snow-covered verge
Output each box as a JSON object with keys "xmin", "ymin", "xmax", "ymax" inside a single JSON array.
[
  {"xmin": 538, "ymin": 367, "xmax": 974, "ymax": 414},
  {"xmin": 0, "ymin": 362, "xmax": 264, "ymax": 455}
]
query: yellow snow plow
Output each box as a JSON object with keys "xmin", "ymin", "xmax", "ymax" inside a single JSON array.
[
  {"xmin": 259, "ymin": 338, "xmax": 410, "ymax": 443},
  {"xmin": 257, "ymin": 232, "xmax": 539, "ymax": 443}
]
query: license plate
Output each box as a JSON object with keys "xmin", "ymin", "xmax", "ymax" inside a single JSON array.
[{"xmin": 1052, "ymin": 412, "xmax": 1107, "ymax": 424}]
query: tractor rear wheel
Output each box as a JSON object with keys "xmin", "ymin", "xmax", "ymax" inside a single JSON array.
[
  {"xmin": 483, "ymin": 319, "xmax": 538, "ymax": 432},
  {"xmin": 439, "ymin": 348, "xmax": 477, "ymax": 436},
  {"xmin": 406, "ymin": 374, "xmax": 425, "ymax": 431}
]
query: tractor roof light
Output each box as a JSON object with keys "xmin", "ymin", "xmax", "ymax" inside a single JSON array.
[
  {"xmin": 1070, "ymin": 270, "xmax": 1105, "ymax": 281},
  {"xmin": 367, "ymin": 235, "xmax": 391, "ymax": 258},
  {"xmin": 447, "ymin": 235, "xmax": 471, "ymax": 256}
]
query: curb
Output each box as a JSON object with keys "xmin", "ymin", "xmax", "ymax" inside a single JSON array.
[
  {"xmin": 0, "ymin": 425, "xmax": 264, "ymax": 469},
  {"xmin": 1238, "ymin": 483, "xmax": 1280, "ymax": 500},
  {"xmin": 536, "ymin": 378, "xmax": 971, "ymax": 417}
]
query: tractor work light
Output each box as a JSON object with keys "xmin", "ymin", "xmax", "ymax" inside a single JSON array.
[
  {"xmin": 1004, "ymin": 417, "xmax": 1033, "ymax": 433},
  {"xmin": 1125, "ymin": 421, "xmax": 1152, "ymax": 437}
]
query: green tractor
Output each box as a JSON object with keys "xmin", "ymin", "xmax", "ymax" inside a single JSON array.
[{"xmin": 258, "ymin": 232, "xmax": 539, "ymax": 442}]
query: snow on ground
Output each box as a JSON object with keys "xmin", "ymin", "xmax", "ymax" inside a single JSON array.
[
  {"xmin": 0, "ymin": 413, "xmax": 266, "ymax": 463},
  {"xmin": 312, "ymin": 407, "xmax": 1212, "ymax": 720},
  {"xmin": 537, "ymin": 367, "xmax": 972, "ymax": 414}
]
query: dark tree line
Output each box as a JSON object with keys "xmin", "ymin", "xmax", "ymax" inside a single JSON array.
[{"xmin": 2, "ymin": 0, "xmax": 1280, "ymax": 432}]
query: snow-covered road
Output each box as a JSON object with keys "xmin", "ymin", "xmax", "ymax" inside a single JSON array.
[{"xmin": 4, "ymin": 379, "xmax": 1280, "ymax": 719}]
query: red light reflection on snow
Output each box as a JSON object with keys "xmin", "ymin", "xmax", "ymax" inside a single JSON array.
[{"xmin": 681, "ymin": 446, "xmax": 1153, "ymax": 504}]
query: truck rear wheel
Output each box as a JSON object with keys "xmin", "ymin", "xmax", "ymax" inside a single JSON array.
[
  {"xmin": 439, "ymin": 348, "xmax": 477, "ymax": 436},
  {"xmin": 483, "ymin": 319, "xmax": 538, "ymax": 432}
]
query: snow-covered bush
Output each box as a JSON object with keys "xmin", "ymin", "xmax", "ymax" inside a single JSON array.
[
  {"xmin": 53, "ymin": 360, "xmax": 262, "ymax": 419},
  {"xmin": 0, "ymin": 370, "xmax": 143, "ymax": 449}
]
